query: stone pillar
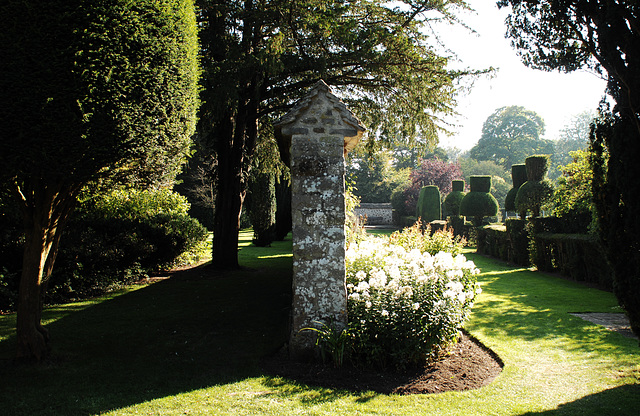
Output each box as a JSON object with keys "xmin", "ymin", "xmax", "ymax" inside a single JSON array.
[{"xmin": 274, "ymin": 80, "xmax": 365, "ymax": 360}]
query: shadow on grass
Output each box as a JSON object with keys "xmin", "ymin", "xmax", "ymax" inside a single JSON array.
[
  {"xmin": 260, "ymin": 376, "xmax": 376, "ymax": 404},
  {"xmin": 520, "ymin": 384, "xmax": 640, "ymax": 416},
  {"xmin": 0, "ymin": 243, "xmax": 295, "ymax": 415},
  {"xmin": 465, "ymin": 253, "xmax": 639, "ymax": 357}
]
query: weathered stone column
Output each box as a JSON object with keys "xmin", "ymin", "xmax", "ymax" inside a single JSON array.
[{"xmin": 274, "ymin": 80, "xmax": 365, "ymax": 360}]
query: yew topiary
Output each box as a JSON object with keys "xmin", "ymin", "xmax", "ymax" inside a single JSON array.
[
  {"xmin": 460, "ymin": 176, "xmax": 499, "ymax": 226},
  {"xmin": 505, "ymin": 164, "xmax": 527, "ymax": 212},
  {"xmin": 515, "ymin": 155, "xmax": 553, "ymax": 218},
  {"xmin": 416, "ymin": 185, "xmax": 441, "ymax": 223},
  {"xmin": 444, "ymin": 179, "xmax": 465, "ymax": 217}
]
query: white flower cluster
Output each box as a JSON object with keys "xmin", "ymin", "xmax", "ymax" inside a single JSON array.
[
  {"xmin": 346, "ymin": 232, "xmax": 481, "ymax": 368},
  {"xmin": 346, "ymin": 238, "xmax": 480, "ymax": 306},
  {"xmin": 346, "ymin": 234, "xmax": 480, "ymax": 364}
]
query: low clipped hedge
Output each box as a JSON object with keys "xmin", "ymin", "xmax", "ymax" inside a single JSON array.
[
  {"xmin": 505, "ymin": 219, "xmax": 529, "ymax": 266},
  {"xmin": 532, "ymin": 233, "xmax": 613, "ymax": 289},
  {"xmin": 475, "ymin": 224, "xmax": 508, "ymax": 260},
  {"xmin": 473, "ymin": 216, "xmax": 612, "ymax": 289}
]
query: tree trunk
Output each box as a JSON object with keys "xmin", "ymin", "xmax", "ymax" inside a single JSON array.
[
  {"xmin": 14, "ymin": 180, "xmax": 77, "ymax": 361},
  {"xmin": 212, "ymin": 165, "xmax": 244, "ymax": 269},
  {"xmin": 16, "ymin": 220, "xmax": 52, "ymax": 361},
  {"xmin": 211, "ymin": 95, "xmax": 259, "ymax": 269}
]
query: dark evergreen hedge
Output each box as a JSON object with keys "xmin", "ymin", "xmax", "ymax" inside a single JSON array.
[
  {"xmin": 444, "ymin": 180, "xmax": 465, "ymax": 218},
  {"xmin": 416, "ymin": 185, "xmax": 441, "ymax": 223}
]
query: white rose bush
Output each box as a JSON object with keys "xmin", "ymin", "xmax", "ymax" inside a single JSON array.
[{"xmin": 345, "ymin": 225, "xmax": 481, "ymax": 369}]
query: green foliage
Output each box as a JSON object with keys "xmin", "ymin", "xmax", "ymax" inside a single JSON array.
[
  {"xmin": 46, "ymin": 189, "xmax": 208, "ymax": 304},
  {"xmin": 388, "ymin": 221, "xmax": 466, "ymax": 256},
  {"xmin": 458, "ymin": 158, "xmax": 511, "ymax": 208},
  {"xmin": 515, "ymin": 155, "xmax": 553, "ymax": 218},
  {"xmin": 515, "ymin": 180, "xmax": 554, "ymax": 218},
  {"xmin": 589, "ymin": 107, "xmax": 640, "ymax": 338},
  {"xmin": 347, "ymin": 150, "xmax": 410, "ymax": 203},
  {"xmin": 198, "ymin": 0, "xmax": 485, "ymax": 267},
  {"xmin": 346, "ymin": 227, "xmax": 479, "ymax": 369},
  {"xmin": 460, "ymin": 176, "xmax": 499, "ymax": 225},
  {"xmin": 469, "ymin": 176, "xmax": 491, "ymax": 193},
  {"xmin": 248, "ymin": 171, "xmax": 276, "ymax": 247},
  {"xmin": 476, "ymin": 224, "xmax": 508, "ymax": 260},
  {"xmin": 0, "ymin": 0, "xmax": 200, "ymax": 187},
  {"xmin": 345, "ymin": 182, "xmax": 367, "ymax": 248},
  {"xmin": 525, "ymin": 155, "xmax": 549, "ymax": 181},
  {"xmin": 391, "ymin": 182, "xmax": 411, "ymax": 219},
  {"xmin": 460, "ymin": 192, "xmax": 499, "ymax": 226},
  {"xmin": 551, "ymin": 111, "xmax": 595, "ymax": 179},
  {"xmin": 300, "ymin": 320, "xmax": 351, "ymax": 368},
  {"xmin": 553, "ymin": 149, "xmax": 595, "ymax": 222},
  {"xmin": 0, "ymin": 0, "xmax": 201, "ymax": 357},
  {"xmin": 444, "ymin": 179, "xmax": 466, "ymax": 217},
  {"xmin": 531, "ymin": 233, "xmax": 613, "ymax": 289},
  {"xmin": 505, "ymin": 164, "xmax": 527, "ymax": 211},
  {"xmin": 451, "ymin": 179, "xmax": 465, "ymax": 192},
  {"xmin": 444, "ymin": 190, "xmax": 465, "ymax": 217},
  {"xmin": 469, "ymin": 106, "xmax": 552, "ymax": 170},
  {"xmin": 416, "ymin": 186, "xmax": 441, "ymax": 223},
  {"xmin": 499, "ymin": 0, "xmax": 640, "ymax": 337},
  {"xmin": 505, "ymin": 219, "xmax": 530, "ymax": 266}
]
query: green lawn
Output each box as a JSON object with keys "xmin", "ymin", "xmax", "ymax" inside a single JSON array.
[{"xmin": 0, "ymin": 232, "xmax": 638, "ymax": 415}]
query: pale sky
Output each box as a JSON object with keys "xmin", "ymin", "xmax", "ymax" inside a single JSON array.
[{"xmin": 435, "ymin": 0, "xmax": 607, "ymax": 151}]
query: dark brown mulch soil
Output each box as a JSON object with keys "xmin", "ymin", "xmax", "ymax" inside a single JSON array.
[{"xmin": 261, "ymin": 332, "xmax": 503, "ymax": 395}]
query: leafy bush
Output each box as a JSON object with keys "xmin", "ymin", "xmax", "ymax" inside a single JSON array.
[
  {"xmin": 345, "ymin": 225, "xmax": 479, "ymax": 370},
  {"xmin": 505, "ymin": 164, "xmax": 526, "ymax": 212},
  {"xmin": 476, "ymin": 224, "xmax": 508, "ymax": 260},
  {"xmin": 403, "ymin": 158, "xmax": 463, "ymax": 215},
  {"xmin": 391, "ymin": 183, "xmax": 410, "ymax": 219},
  {"xmin": 444, "ymin": 180, "xmax": 465, "ymax": 217},
  {"xmin": 47, "ymin": 189, "xmax": 208, "ymax": 303},
  {"xmin": 553, "ymin": 149, "xmax": 595, "ymax": 225},
  {"xmin": 515, "ymin": 155, "xmax": 553, "ymax": 217},
  {"xmin": 515, "ymin": 180, "xmax": 554, "ymax": 217},
  {"xmin": 388, "ymin": 221, "xmax": 465, "ymax": 256},
  {"xmin": 460, "ymin": 176, "xmax": 499, "ymax": 226},
  {"xmin": 505, "ymin": 219, "xmax": 529, "ymax": 266},
  {"xmin": 416, "ymin": 185, "xmax": 441, "ymax": 223},
  {"xmin": 248, "ymin": 171, "xmax": 276, "ymax": 247}
]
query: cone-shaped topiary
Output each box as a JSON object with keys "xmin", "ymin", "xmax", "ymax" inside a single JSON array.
[
  {"xmin": 444, "ymin": 179, "xmax": 465, "ymax": 217},
  {"xmin": 416, "ymin": 185, "xmax": 441, "ymax": 223},
  {"xmin": 460, "ymin": 176, "xmax": 499, "ymax": 226},
  {"xmin": 505, "ymin": 164, "xmax": 527, "ymax": 212},
  {"xmin": 515, "ymin": 155, "xmax": 553, "ymax": 218}
]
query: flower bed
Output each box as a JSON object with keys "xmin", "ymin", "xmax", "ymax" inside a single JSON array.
[{"xmin": 345, "ymin": 226, "xmax": 480, "ymax": 369}]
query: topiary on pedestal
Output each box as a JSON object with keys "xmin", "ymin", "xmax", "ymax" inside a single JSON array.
[
  {"xmin": 515, "ymin": 155, "xmax": 553, "ymax": 218},
  {"xmin": 505, "ymin": 164, "xmax": 527, "ymax": 214},
  {"xmin": 460, "ymin": 176, "xmax": 499, "ymax": 226},
  {"xmin": 444, "ymin": 179, "xmax": 465, "ymax": 218},
  {"xmin": 416, "ymin": 185, "xmax": 441, "ymax": 223}
]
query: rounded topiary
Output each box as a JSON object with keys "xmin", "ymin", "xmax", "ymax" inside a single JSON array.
[
  {"xmin": 515, "ymin": 180, "xmax": 553, "ymax": 218},
  {"xmin": 505, "ymin": 164, "xmax": 527, "ymax": 212},
  {"xmin": 515, "ymin": 155, "xmax": 553, "ymax": 218},
  {"xmin": 444, "ymin": 180, "xmax": 465, "ymax": 217},
  {"xmin": 460, "ymin": 176, "xmax": 499, "ymax": 226},
  {"xmin": 416, "ymin": 185, "xmax": 441, "ymax": 223}
]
